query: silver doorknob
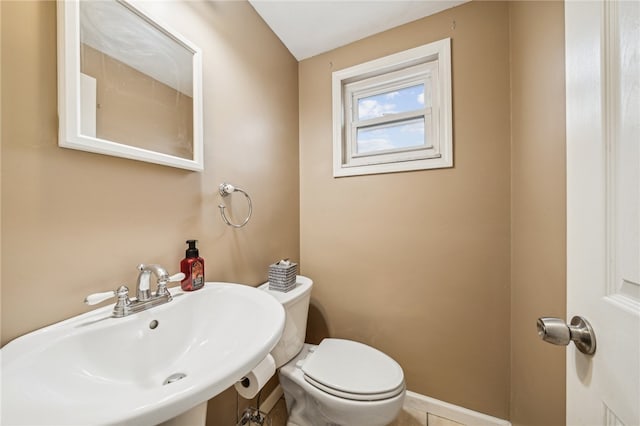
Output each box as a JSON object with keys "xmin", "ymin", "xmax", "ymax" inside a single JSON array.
[{"xmin": 536, "ymin": 316, "xmax": 596, "ymax": 355}]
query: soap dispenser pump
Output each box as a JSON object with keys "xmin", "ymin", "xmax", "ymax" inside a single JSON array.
[{"xmin": 180, "ymin": 240, "xmax": 205, "ymax": 291}]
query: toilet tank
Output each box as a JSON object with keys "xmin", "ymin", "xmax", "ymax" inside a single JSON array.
[{"xmin": 259, "ymin": 276, "xmax": 313, "ymax": 368}]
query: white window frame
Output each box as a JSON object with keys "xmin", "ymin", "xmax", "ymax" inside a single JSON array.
[{"xmin": 332, "ymin": 38, "xmax": 452, "ymax": 177}]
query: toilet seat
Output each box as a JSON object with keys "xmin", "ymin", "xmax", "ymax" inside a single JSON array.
[{"xmin": 301, "ymin": 338, "xmax": 405, "ymax": 401}]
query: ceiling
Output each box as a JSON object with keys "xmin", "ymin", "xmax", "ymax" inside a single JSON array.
[{"xmin": 248, "ymin": 0, "xmax": 468, "ymax": 61}]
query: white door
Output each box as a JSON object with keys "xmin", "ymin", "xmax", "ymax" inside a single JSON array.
[{"xmin": 565, "ymin": 0, "xmax": 640, "ymax": 425}]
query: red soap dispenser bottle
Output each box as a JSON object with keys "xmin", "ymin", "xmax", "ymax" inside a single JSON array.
[{"xmin": 181, "ymin": 240, "xmax": 205, "ymax": 291}]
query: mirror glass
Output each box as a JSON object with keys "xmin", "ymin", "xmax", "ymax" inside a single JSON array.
[{"xmin": 58, "ymin": 0, "xmax": 203, "ymax": 171}]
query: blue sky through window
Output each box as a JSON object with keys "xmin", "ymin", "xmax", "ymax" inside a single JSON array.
[
  {"xmin": 357, "ymin": 83, "xmax": 425, "ymax": 120},
  {"xmin": 356, "ymin": 84, "xmax": 426, "ymax": 153},
  {"xmin": 357, "ymin": 118, "xmax": 425, "ymax": 154}
]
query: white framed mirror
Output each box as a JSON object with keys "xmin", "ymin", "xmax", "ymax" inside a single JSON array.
[{"xmin": 57, "ymin": 0, "xmax": 204, "ymax": 171}]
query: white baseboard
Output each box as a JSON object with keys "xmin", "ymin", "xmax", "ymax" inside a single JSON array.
[{"xmin": 405, "ymin": 390, "xmax": 511, "ymax": 426}]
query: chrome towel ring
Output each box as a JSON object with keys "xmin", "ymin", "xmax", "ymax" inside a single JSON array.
[{"xmin": 218, "ymin": 182, "xmax": 252, "ymax": 228}]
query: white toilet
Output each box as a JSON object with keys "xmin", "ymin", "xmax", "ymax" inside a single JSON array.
[{"xmin": 259, "ymin": 276, "xmax": 406, "ymax": 426}]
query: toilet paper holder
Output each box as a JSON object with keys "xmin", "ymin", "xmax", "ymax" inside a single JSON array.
[{"xmin": 234, "ymin": 354, "xmax": 276, "ymax": 399}]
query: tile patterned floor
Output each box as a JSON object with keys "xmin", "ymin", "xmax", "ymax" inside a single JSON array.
[
  {"xmin": 267, "ymin": 397, "xmax": 464, "ymax": 426},
  {"xmin": 426, "ymin": 413, "xmax": 464, "ymax": 426}
]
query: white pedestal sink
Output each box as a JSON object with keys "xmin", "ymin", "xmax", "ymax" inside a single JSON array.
[{"xmin": 1, "ymin": 282, "xmax": 285, "ymax": 425}]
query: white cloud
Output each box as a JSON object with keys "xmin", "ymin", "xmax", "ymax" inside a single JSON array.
[
  {"xmin": 417, "ymin": 93, "xmax": 424, "ymax": 104},
  {"xmin": 385, "ymin": 91, "xmax": 400, "ymax": 99},
  {"xmin": 357, "ymin": 137, "xmax": 395, "ymax": 153},
  {"xmin": 400, "ymin": 121, "xmax": 425, "ymax": 134},
  {"xmin": 359, "ymin": 99, "xmax": 396, "ymax": 120}
]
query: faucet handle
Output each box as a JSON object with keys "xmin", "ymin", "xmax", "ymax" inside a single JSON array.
[
  {"xmin": 84, "ymin": 286, "xmax": 130, "ymax": 306},
  {"xmin": 85, "ymin": 290, "xmax": 116, "ymax": 305},
  {"xmin": 156, "ymin": 272, "xmax": 185, "ymax": 297},
  {"xmin": 168, "ymin": 272, "xmax": 185, "ymax": 283}
]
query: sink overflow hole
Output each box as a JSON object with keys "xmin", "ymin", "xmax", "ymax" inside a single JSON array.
[
  {"xmin": 149, "ymin": 320, "xmax": 159, "ymax": 329},
  {"xmin": 163, "ymin": 373, "xmax": 187, "ymax": 385}
]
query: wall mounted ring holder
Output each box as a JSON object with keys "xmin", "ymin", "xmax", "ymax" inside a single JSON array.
[{"xmin": 218, "ymin": 183, "xmax": 252, "ymax": 228}]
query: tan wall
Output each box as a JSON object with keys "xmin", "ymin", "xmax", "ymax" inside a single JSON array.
[
  {"xmin": 0, "ymin": 1, "xmax": 298, "ymax": 424},
  {"xmin": 509, "ymin": 2, "xmax": 566, "ymax": 426},
  {"xmin": 0, "ymin": 0, "xmax": 3, "ymax": 335},
  {"xmin": 2, "ymin": 1, "xmax": 568, "ymax": 425},
  {"xmin": 299, "ymin": 1, "xmax": 512, "ymax": 418},
  {"xmin": 81, "ymin": 44, "xmax": 194, "ymax": 159}
]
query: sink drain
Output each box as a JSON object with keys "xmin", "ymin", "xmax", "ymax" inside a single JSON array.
[{"xmin": 163, "ymin": 373, "xmax": 187, "ymax": 385}]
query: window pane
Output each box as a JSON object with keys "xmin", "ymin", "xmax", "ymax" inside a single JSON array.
[
  {"xmin": 358, "ymin": 84, "xmax": 425, "ymax": 120},
  {"xmin": 356, "ymin": 118, "xmax": 425, "ymax": 154}
]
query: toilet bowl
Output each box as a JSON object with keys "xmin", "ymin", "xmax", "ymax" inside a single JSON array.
[
  {"xmin": 279, "ymin": 340, "xmax": 405, "ymax": 426},
  {"xmin": 259, "ymin": 276, "xmax": 405, "ymax": 426}
]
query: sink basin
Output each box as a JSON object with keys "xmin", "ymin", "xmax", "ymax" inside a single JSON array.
[{"xmin": 1, "ymin": 282, "xmax": 285, "ymax": 425}]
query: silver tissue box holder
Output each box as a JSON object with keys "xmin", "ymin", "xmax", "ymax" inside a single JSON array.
[{"xmin": 268, "ymin": 260, "xmax": 298, "ymax": 292}]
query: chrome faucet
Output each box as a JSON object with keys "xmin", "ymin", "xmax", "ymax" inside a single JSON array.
[
  {"xmin": 84, "ymin": 264, "xmax": 185, "ymax": 317},
  {"xmin": 136, "ymin": 264, "xmax": 171, "ymax": 301}
]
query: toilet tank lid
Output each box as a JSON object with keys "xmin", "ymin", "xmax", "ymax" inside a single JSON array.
[
  {"xmin": 258, "ymin": 276, "xmax": 313, "ymax": 306},
  {"xmin": 301, "ymin": 338, "xmax": 404, "ymax": 396}
]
